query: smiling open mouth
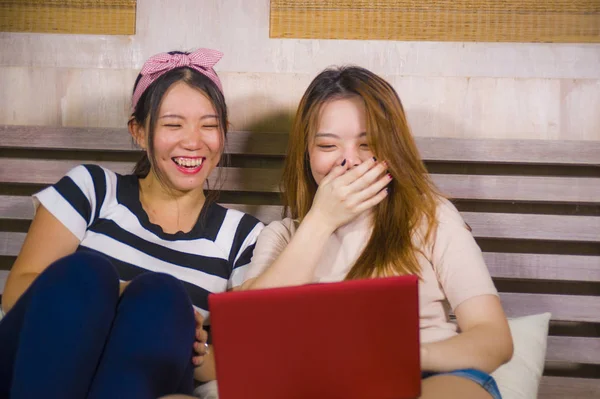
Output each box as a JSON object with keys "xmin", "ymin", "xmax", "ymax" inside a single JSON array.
[{"xmin": 172, "ymin": 157, "xmax": 204, "ymax": 169}]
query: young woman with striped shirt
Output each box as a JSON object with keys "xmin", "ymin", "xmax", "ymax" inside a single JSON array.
[{"xmin": 0, "ymin": 48, "xmax": 263, "ymax": 398}]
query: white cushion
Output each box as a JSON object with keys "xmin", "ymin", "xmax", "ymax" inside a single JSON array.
[
  {"xmin": 193, "ymin": 380, "xmax": 219, "ymax": 399},
  {"xmin": 491, "ymin": 313, "xmax": 551, "ymax": 399}
]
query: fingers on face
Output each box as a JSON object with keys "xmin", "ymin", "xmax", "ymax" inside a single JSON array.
[
  {"xmin": 343, "ymin": 163, "xmax": 391, "ymax": 211},
  {"xmin": 347, "ymin": 160, "xmax": 388, "ymax": 193},
  {"xmin": 321, "ymin": 158, "xmax": 350, "ymax": 185},
  {"xmin": 354, "ymin": 183, "xmax": 389, "ymax": 213},
  {"xmin": 365, "ymin": 167, "xmax": 392, "ymax": 196},
  {"xmin": 336, "ymin": 157, "xmax": 379, "ymax": 187}
]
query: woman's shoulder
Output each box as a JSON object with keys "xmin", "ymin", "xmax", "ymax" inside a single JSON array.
[
  {"xmin": 62, "ymin": 163, "xmax": 129, "ymax": 196},
  {"xmin": 413, "ymin": 196, "xmax": 469, "ymax": 248},
  {"xmin": 268, "ymin": 217, "xmax": 298, "ymax": 231},
  {"xmin": 260, "ymin": 217, "xmax": 298, "ymax": 240},
  {"xmin": 216, "ymin": 205, "xmax": 265, "ymax": 229},
  {"xmin": 39, "ymin": 163, "xmax": 120, "ymax": 204},
  {"xmin": 62, "ymin": 163, "xmax": 113, "ymax": 183},
  {"xmin": 433, "ymin": 196, "xmax": 466, "ymax": 227}
]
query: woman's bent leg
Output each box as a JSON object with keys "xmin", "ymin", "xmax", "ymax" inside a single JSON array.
[
  {"xmin": 0, "ymin": 252, "xmax": 119, "ymax": 399},
  {"xmin": 421, "ymin": 375, "xmax": 496, "ymax": 399},
  {"xmin": 87, "ymin": 272, "xmax": 196, "ymax": 399}
]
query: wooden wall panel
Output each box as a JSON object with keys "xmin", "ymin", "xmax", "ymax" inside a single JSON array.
[
  {"xmin": 0, "ymin": 0, "xmax": 136, "ymax": 35},
  {"xmin": 270, "ymin": 0, "xmax": 600, "ymax": 43}
]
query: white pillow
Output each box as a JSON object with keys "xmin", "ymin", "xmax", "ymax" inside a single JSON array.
[
  {"xmin": 491, "ymin": 313, "xmax": 551, "ymax": 399},
  {"xmin": 193, "ymin": 380, "xmax": 219, "ymax": 399}
]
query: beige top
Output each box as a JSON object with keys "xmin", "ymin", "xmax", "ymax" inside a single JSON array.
[{"xmin": 244, "ymin": 198, "xmax": 498, "ymax": 344}]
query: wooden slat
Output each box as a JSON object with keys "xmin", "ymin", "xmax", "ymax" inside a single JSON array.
[
  {"xmin": 0, "ymin": 270, "xmax": 8, "ymax": 295},
  {"xmin": 211, "ymin": 168, "xmax": 281, "ymax": 192},
  {"xmin": 432, "ymin": 174, "xmax": 600, "ymax": 204},
  {"xmin": 226, "ymin": 207, "xmax": 600, "ymax": 243},
  {"xmin": 0, "ymin": 195, "xmax": 34, "ymax": 221},
  {"xmin": 0, "ymin": 232, "xmax": 25, "ymax": 257},
  {"xmin": 546, "ymin": 336, "xmax": 600, "ymax": 365},
  {"xmin": 2, "ymin": 125, "xmax": 600, "ymax": 165},
  {"xmin": 2, "ymin": 158, "xmax": 599, "ymax": 205},
  {"xmin": 2, "ymin": 232, "xmax": 599, "ymax": 323},
  {"xmin": 499, "ymin": 293, "xmax": 600, "ymax": 323},
  {"xmin": 0, "ymin": 159, "xmax": 134, "ymax": 183},
  {"xmin": 0, "ymin": 159, "xmax": 282, "ymax": 192},
  {"xmin": 0, "ymin": 195, "xmax": 285, "ymax": 223},
  {"xmin": 171, "ymin": 204, "xmax": 600, "ymax": 244},
  {"xmin": 223, "ymin": 204, "xmax": 285, "ymax": 225},
  {"xmin": 4, "ymin": 200, "xmax": 600, "ymax": 279},
  {"xmin": 0, "ymin": 126, "xmax": 287, "ymax": 156},
  {"xmin": 0, "ymin": 207, "xmax": 284, "ymax": 255},
  {"xmin": 0, "ymin": 126, "xmax": 136, "ymax": 152},
  {"xmin": 463, "ymin": 212, "xmax": 600, "ymax": 243},
  {"xmin": 2, "ymin": 190, "xmax": 596, "ymax": 243},
  {"xmin": 225, "ymin": 131, "xmax": 289, "ymax": 157},
  {"xmin": 538, "ymin": 376, "xmax": 600, "ymax": 399},
  {"xmin": 417, "ymin": 137, "xmax": 600, "ymax": 166},
  {"xmin": 484, "ymin": 252, "xmax": 600, "ymax": 282}
]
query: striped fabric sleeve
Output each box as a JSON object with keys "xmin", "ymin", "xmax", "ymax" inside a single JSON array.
[
  {"xmin": 227, "ymin": 215, "xmax": 264, "ymax": 289},
  {"xmin": 32, "ymin": 164, "xmax": 106, "ymax": 241}
]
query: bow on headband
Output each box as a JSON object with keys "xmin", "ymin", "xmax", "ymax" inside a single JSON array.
[{"xmin": 131, "ymin": 48, "xmax": 224, "ymax": 110}]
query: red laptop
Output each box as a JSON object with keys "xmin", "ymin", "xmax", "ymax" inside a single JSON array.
[{"xmin": 208, "ymin": 275, "xmax": 421, "ymax": 399}]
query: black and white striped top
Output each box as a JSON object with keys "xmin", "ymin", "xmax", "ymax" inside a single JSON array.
[{"xmin": 34, "ymin": 164, "xmax": 264, "ymax": 316}]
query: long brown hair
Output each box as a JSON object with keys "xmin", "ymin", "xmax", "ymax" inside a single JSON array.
[{"xmin": 282, "ymin": 66, "xmax": 441, "ymax": 279}]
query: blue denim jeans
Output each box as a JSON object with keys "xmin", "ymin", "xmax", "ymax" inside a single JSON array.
[{"xmin": 422, "ymin": 368, "xmax": 502, "ymax": 399}]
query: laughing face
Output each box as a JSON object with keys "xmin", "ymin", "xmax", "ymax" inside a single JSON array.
[
  {"xmin": 309, "ymin": 96, "xmax": 374, "ymax": 185},
  {"xmin": 136, "ymin": 81, "xmax": 223, "ymax": 195}
]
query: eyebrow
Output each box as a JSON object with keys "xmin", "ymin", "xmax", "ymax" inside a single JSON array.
[
  {"xmin": 159, "ymin": 114, "xmax": 219, "ymax": 120},
  {"xmin": 314, "ymin": 132, "xmax": 367, "ymax": 138}
]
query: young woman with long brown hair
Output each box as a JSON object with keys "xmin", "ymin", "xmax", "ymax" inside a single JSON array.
[{"xmin": 241, "ymin": 66, "xmax": 513, "ymax": 399}]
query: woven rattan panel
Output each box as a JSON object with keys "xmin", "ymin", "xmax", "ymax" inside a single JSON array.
[
  {"xmin": 270, "ymin": 0, "xmax": 600, "ymax": 43},
  {"xmin": 0, "ymin": 0, "xmax": 136, "ymax": 35}
]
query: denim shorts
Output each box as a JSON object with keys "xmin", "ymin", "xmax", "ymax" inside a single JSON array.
[{"xmin": 422, "ymin": 368, "xmax": 502, "ymax": 399}]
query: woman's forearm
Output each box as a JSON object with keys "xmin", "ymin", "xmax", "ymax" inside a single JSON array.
[
  {"xmin": 421, "ymin": 323, "xmax": 513, "ymax": 374},
  {"xmin": 244, "ymin": 212, "xmax": 335, "ymax": 290}
]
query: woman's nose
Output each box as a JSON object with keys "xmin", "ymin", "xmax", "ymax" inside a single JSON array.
[
  {"xmin": 344, "ymin": 148, "xmax": 362, "ymax": 168},
  {"xmin": 181, "ymin": 127, "xmax": 204, "ymax": 150}
]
